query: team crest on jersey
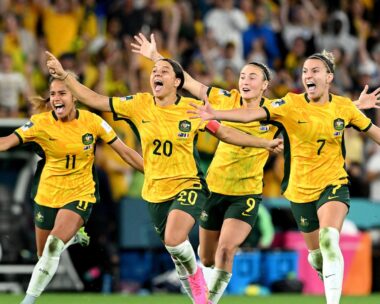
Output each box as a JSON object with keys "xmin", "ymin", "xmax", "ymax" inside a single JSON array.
[
  {"xmin": 259, "ymin": 123, "xmax": 270, "ymax": 132},
  {"xmin": 82, "ymin": 133, "xmax": 94, "ymax": 145},
  {"xmin": 271, "ymin": 99, "xmax": 285, "ymax": 108},
  {"xmin": 119, "ymin": 95, "xmax": 133, "ymax": 102},
  {"xmin": 21, "ymin": 121, "xmax": 34, "ymax": 131},
  {"xmin": 333, "ymin": 118, "xmax": 345, "ymax": 131},
  {"xmin": 179, "ymin": 120, "xmax": 191, "ymax": 132},
  {"xmin": 218, "ymin": 89, "xmax": 231, "ymax": 97}
]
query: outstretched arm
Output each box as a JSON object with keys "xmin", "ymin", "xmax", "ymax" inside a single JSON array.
[
  {"xmin": 109, "ymin": 138, "xmax": 144, "ymax": 173},
  {"xmin": 131, "ymin": 33, "xmax": 208, "ymax": 100},
  {"xmin": 366, "ymin": 124, "xmax": 380, "ymax": 145},
  {"xmin": 189, "ymin": 100, "xmax": 268, "ymax": 123},
  {"xmin": 0, "ymin": 133, "xmax": 21, "ymax": 151},
  {"xmin": 206, "ymin": 121, "xmax": 283, "ymax": 151},
  {"xmin": 45, "ymin": 51, "xmax": 110, "ymax": 112},
  {"xmin": 354, "ymin": 85, "xmax": 380, "ymax": 110}
]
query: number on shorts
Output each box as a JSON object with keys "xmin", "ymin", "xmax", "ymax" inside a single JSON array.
[
  {"xmin": 178, "ymin": 190, "xmax": 198, "ymax": 205},
  {"xmin": 242, "ymin": 198, "xmax": 256, "ymax": 216}
]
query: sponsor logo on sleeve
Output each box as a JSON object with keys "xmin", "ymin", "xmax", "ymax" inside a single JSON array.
[
  {"xmin": 271, "ymin": 99, "xmax": 286, "ymax": 108},
  {"xmin": 101, "ymin": 120, "xmax": 113, "ymax": 133},
  {"xmin": 21, "ymin": 121, "xmax": 34, "ymax": 131},
  {"xmin": 218, "ymin": 89, "xmax": 231, "ymax": 97},
  {"xmin": 119, "ymin": 95, "xmax": 133, "ymax": 102}
]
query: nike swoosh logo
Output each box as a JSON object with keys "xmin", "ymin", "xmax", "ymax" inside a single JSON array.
[
  {"xmin": 142, "ymin": 120, "xmax": 151, "ymax": 123},
  {"xmin": 297, "ymin": 120, "xmax": 308, "ymax": 124},
  {"xmin": 48, "ymin": 138, "xmax": 56, "ymax": 141},
  {"xmin": 328, "ymin": 195, "xmax": 339, "ymax": 200},
  {"xmin": 324, "ymin": 274, "xmax": 335, "ymax": 279}
]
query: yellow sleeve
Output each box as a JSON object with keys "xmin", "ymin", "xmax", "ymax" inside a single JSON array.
[
  {"xmin": 263, "ymin": 94, "xmax": 292, "ymax": 123},
  {"xmin": 207, "ymin": 87, "xmax": 239, "ymax": 110},
  {"xmin": 14, "ymin": 116, "xmax": 40, "ymax": 144},
  {"xmin": 347, "ymin": 102, "xmax": 372, "ymax": 132},
  {"xmin": 92, "ymin": 114, "xmax": 118, "ymax": 144},
  {"xmin": 109, "ymin": 95, "xmax": 140, "ymax": 120}
]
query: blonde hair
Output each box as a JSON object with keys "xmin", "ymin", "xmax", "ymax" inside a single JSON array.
[
  {"xmin": 29, "ymin": 96, "xmax": 51, "ymax": 114},
  {"xmin": 308, "ymin": 50, "xmax": 336, "ymax": 73}
]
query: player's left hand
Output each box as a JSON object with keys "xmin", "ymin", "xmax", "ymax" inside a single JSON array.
[{"xmin": 357, "ymin": 85, "xmax": 380, "ymax": 109}]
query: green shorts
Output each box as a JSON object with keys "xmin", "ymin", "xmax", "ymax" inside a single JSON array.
[
  {"xmin": 34, "ymin": 200, "xmax": 93, "ymax": 230},
  {"xmin": 199, "ymin": 192, "xmax": 261, "ymax": 231},
  {"xmin": 147, "ymin": 185, "xmax": 209, "ymax": 240},
  {"xmin": 290, "ymin": 184, "xmax": 350, "ymax": 233}
]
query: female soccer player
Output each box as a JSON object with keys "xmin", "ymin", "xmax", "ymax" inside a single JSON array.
[
  {"xmin": 131, "ymin": 32, "xmax": 282, "ymax": 304},
  {"xmin": 0, "ymin": 76, "xmax": 144, "ymax": 304},
  {"xmin": 45, "ymin": 51, "xmax": 282, "ymax": 304},
  {"xmin": 190, "ymin": 50, "xmax": 380, "ymax": 304}
]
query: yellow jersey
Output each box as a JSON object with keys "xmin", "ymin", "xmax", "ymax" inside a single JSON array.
[
  {"xmin": 14, "ymin": 110, "xmax": 117, "ymax": 208},
  {"xmin": 206, "ymin": 87, "xmax": 279, "ymax": 195},
  {"xmin": 110, "ymin": 93, "xmax": 207, "ymax": 203},
  {"xmin": 263, "ymin": 92, "xmax": 372, "ymax": 203}
]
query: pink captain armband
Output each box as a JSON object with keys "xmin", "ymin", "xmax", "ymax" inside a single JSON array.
[{"xmin": 205, "ymin": 120, "xmax": 221, "ymax": 134}]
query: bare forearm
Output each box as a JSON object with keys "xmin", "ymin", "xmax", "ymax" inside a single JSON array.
[
  {"xmin": 0, "ymin": 134, "xmax": 20, "ymax": 151},
  {"xmin": 183, "ymin": 72, "xmax": 208, "ymax": 100},
  {"xmin": 122, "ymin": 148, "xmax": 144, "ymax": 173},
  {"xmin": 216, "ymin": 108, "xmax": 266, "ymax": 123},
  {"xmin": 216, "ymin": 126, "xmax": 269, "ymax": 148},
  {"xmin": 65, "ymin": 73, "xmax": 110, "ymax": 111}
]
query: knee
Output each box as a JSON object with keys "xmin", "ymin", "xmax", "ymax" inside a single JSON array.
[
  {"xmin": 43, "ymin": 235, "xmax": 65, "ymax": 258},
  {"xmin": 319, "ymin": 227, "xmax": 341, "ymax": 258},
  {"xmin": 200, "ymin": 254, "xmax": 215, "ymax": 267},
  {"xmin": 216, "ymin": 244, "xmax": 237, "ymax": 265}
]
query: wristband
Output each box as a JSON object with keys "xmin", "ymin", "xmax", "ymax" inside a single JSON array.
[{"xmin": 206, "ymin": 120, "xmax": 221, "ymax": 134}]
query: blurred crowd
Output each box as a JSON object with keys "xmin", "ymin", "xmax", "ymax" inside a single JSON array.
[
  {"xmin": 1, "ymin": 0, "xmax": 379, "ymax": 201},
  {"xmin": 1, "ymin": 0, "xmax": 380, "ymax": 292}
]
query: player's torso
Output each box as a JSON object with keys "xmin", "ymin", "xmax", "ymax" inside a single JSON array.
[
  {"xmin": 119, "ymin": 94, "xmax": 206, "ymax": 202},
  {"xmin": 33, "ymin": 111, "xmax": 100, "ymax": 206},
  {"xmin": 207, "ymin": 88, "xmax": 277, "ymax": 195},
  {"xmin": 278, "ymin": 94, "xmax": 354, "ymax": 201}
]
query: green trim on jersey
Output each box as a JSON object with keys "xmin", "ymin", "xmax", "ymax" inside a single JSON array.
[
  {"xmin": 92, "ymin": 164, "xmax": 100, "ymax": 203},
  {"xmin": 268, "ymin": 119, "xmax": 290, "ymax": 194},
  {"xmin": 107, "ymin": 136, "xmax": 118, "ymax": 145},
  {"xmin": 192, "ymin": 133, "xmax": 206, "ymax": 183},
  {"xmin": 31, "ymin": 157, "xmax": 45, "ymax": 201},
  {"xmin": 109, "ymin": 97, "xmax": 141, "ymax": 142}
]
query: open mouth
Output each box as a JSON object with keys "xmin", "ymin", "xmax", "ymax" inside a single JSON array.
[
  {"xmin": 306, "ymin": 82, "xmax": 316, "ymax": 92},
  {"xmin": 154, "ymin": 80, "xmax": 163, "ymax": 91},
  {"xmin": 54, "ymin": 103, "xmax": 65, "ymax": 115}
]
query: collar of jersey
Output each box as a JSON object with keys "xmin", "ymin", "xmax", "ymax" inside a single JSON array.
[
  {"xmin": 153, "ymin": 94, "xmax": 181, "ymax": 106},
  {"xmin": 239, "ymin": 97, "xmax": 265, "ymax": 107},
  {"xmin": 304, "ymin": 93, "xmax": 332, "ymax": 103}
]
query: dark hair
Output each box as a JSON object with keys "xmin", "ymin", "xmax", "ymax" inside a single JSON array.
[
  {"xmin": 248, "ymin": 61, "xmax": 271, "ymax": 81},
  {"xmin": 307, "ymin": 51, "xmax": 335, "ymax": 73},
  {"xmin": 159, "ymin": 58, "xmax": 185, "ymax": 89}
]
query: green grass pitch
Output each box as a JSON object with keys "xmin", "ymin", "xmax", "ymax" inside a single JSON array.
[{"xmin": 2, "ymin": 293, "xmax": 380, "ymax": 304}]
